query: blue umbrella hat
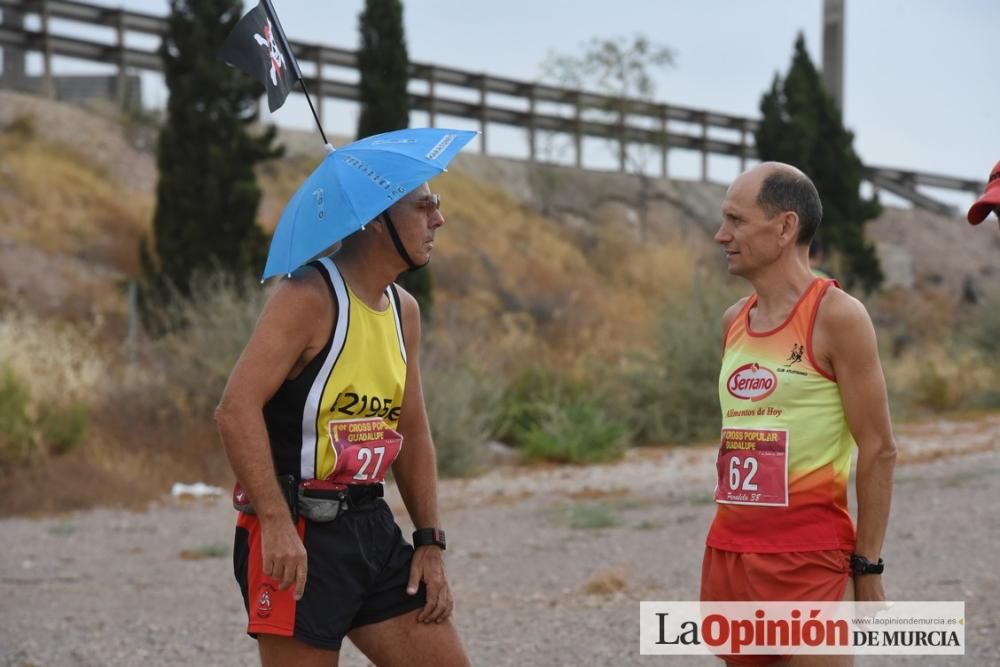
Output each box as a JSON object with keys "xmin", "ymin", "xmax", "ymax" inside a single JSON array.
[{"xmin": 263, "ymin": 127, "xmax": 478, "ymax": 280}]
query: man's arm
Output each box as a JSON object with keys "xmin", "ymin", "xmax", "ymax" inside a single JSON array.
[
  {"xmin": 214, "ymin": 268, "xmax": 330, "ymax": 601},
  {"xmin": 391, "ymin": 287, "xmax": 451, "ymax": 624},
  {"xmin": 815, "ymin": 288, "xmax": 898, "ymax": 602}
]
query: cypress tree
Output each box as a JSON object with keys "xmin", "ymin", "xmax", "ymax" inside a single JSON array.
[
  {"xmin": 141, "ymin": 0, "xmax": 282, "ymax": 308},
  {"xmin": 356, "ymin": 0, "xmax": 433, "ymax": 316},
  {"xmin": 357, "ymin": 0, "xmax": 409, "ymax": 137},
  {"xmin": 756, "ymin": 34, "xmax": 883, "ymax": 292}
]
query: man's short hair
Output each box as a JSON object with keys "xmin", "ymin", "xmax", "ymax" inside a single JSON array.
[{"xmin": 756, "ymin": 170, "xmax": 823, "ymax": 246}]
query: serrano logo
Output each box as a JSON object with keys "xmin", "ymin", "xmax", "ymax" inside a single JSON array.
[{"xmin": 727, "ymin": 362, "xmax": 778, "ymax": 401}]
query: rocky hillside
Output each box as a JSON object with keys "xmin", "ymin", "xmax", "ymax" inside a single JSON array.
[{"xmin": 2, "ymin": 89, "xmax": 994, "ymax": 336}]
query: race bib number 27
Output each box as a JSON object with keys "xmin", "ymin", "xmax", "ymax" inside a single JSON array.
[
  {"xmin": 714, "ymin": 428, "xmax": 788, "ymax": 507},
  {"xmin": 326, "ymin": 418, "xmax": 403, "ymax": 485}
]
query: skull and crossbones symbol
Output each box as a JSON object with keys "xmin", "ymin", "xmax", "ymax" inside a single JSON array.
[{"xmin": 253, "ymin": 19, "xmax": 286, "ymax": 87}]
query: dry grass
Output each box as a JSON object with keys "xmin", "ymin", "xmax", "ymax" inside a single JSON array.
[
  {"xmin": 0, "ymin": 132, "xmax": 152, "ymax": 274},
  {"xmin": 0, "ymin": 312, "xmax": 114, "ymax": 407},
  {"xmin": 582, "ymin": 564, "xmax": 631, "ymax": 595},
  {"xmin": 885, "ymin": 344, "xmax": 1000, "ymax": 416},
  {"xmin": 0, "ymin": 307, "xmax": 234, "ymax": 515},
  {"xmin": 567, "ymin": 487, "xmax": 632, "ymax": 501},
  {"xmin": 421, "ymin": 339, "xmax": 502, "ymax": 477},
  {"xmin": 178, "ymin": 543, "xmax": 229, "ymax": 560},
  {"xmin": 255, "ymin": 152, "xmax": 323, "ymax": 233},
  {"xmin": 431, "ymin": 170, "xmax": 609, "ymax": 364},
  {"xmin": 870, "ymin": 287, "xmax": 958, "ymax": 358},
  {"xmin": 0, "ymin": 402, "xmax": 231, "ymax": 516},
  {"xmin": 427, "ymin": 168, "xmax": 724, "ymax": 381},
  {"xmin": 897, "ymin": 440, "xmax": 999, "ymax": 466},
  {"xmin": 481, "ymin": 490, "xmax": 535, "ymax": 507}
]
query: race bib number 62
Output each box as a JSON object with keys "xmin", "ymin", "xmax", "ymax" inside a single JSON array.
[
  {"xmin": 714, "ymin": 428, "xmax": 788, "ymax": 507},
  {"xmin": 326, "ymin": 417, "xmax": 403, "ymax": 485}
]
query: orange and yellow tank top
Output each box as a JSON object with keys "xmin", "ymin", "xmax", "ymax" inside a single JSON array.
[
  {"xmin": 262, "ymin": 257, "xmax": 407, "ymax": 481},
  {"xmin": 706, "ymin": 278, "xmax": 856, "ymax": 553}
]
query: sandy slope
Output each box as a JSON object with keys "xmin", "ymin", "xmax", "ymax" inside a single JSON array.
[{"xmin": 1, "ymin": 415, "xmax": 997, "ymax": 666}]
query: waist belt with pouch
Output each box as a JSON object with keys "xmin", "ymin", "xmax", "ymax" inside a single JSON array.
[{"xmin": 233, "ymin": 476, "xmax": 384, "ymax": 523}]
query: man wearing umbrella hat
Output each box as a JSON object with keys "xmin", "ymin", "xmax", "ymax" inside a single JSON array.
[
  {"xmin": 967, "ymin": 160, "xmax": 1000, "ymax": 230},
  {"xmin": 216, "ymin": 179, "xmax": 470, "ymax": 665}
]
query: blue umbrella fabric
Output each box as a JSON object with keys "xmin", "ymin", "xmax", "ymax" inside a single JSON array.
[{"xmin": 262, "ymin": 127, "xmax": 478, "ymax": 280}]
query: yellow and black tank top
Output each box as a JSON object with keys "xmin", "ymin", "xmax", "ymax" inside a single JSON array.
[
  {"xmin": 263, "ymin": 257, "xmax": 407, "ymax": 481},
  {"xmin": 707, "ymin": 278, "xmax": 856, "ymax": 553}
]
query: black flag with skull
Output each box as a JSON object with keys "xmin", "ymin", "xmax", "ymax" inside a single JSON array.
[{"xmin": 220, "ymin": 0, "xmax": 302, "ymax": 112}]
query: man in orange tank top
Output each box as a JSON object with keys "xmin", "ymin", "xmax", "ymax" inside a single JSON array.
[{"xmin": 702, "ymin": 163, "xmax": 898, "ymax": 666}]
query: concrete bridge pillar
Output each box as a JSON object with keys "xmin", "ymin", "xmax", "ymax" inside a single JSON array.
[
  {"xmin": 822, "ymin": 0, "xmax": 845, "ymax": 111},
  {"xmin": 0, "ymin": 5, "xmax": 28, "ymax": 91}
]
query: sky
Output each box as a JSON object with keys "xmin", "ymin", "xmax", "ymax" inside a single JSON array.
[{"xmin": 12, "ymin": 0, "xmax": 998, "ymax": 210}]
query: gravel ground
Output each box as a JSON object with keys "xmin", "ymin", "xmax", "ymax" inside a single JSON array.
[{"xmin": 1, "ymin": 415, "xmax": 997, "ymax": 666}]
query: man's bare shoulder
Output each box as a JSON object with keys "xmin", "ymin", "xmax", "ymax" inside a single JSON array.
[
  {"xmin": 812, "ymin": 285, "xmax": 879, "ymax": 369},
  {"xmin": 272, "ymin": 264, "xmax": 329, "ymax": 301},
  {"xmin": 390, "ymin": 283, "xmax": 423, "ymax": 353},
  {"xmin": 260, "ymin": 264, "xmax": 333, "ymax": 328},
  {"xmin": 816, "ymin": 285, "xmax": 871, "ymax": 331},
  {"xmin": 391, "ymin": 282, "xmax": 421, "ymax": 320}
]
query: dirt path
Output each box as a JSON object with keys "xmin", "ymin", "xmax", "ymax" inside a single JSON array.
[{"xmin": 2, "ymin": 415, "xmax": 998, "ymax": 666}]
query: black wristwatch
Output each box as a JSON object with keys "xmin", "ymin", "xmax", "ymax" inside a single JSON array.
[
  {"xmin": 413, "ymin": 528, "xmax": 446, "ymax": 550},
  {"xmin": 850, "ymin": 554, "xmax": 884, "ymax": 575}
]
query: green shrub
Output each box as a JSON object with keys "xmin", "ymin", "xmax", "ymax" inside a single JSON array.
[
  {"xmin": 910, "ymin": 366, "xmax": 959, "ymax": 412},
  {"xmin": 0, "ymin": 367, "xmax": 34, "ymax": 465},
  {"xmin": 39, "ymin": 404, "xmax": 88, "ymax": 455},
  {"xmin": 148, "ymin": 271, "xmax": 268, "ymax": 417},
  {"xmin": 491, "ymin": 354, "xmax": 629, "ymax": 465},
  {"xmin": 48, "ymin": 521, "xmax": 77, "ymax": 536},
  {"xmin": 621, "ymin": 284, "xmax": 732, "ymax": 445},
  {"xmin": 0, "ymin": 364, "xmax": 89, "ymax": 464},
  {"xmin": 518, "ymin": 401, "xmax": 627, "ymax": 464},
  {"xmin": 967, "ymin": 294, "xmax": 1000, "ymax": 359},
  {"xmin": 422, "ymin": 349, "xmax": 501, "ymax": 478},
  {"xmin": 565, "ymin": 502, "xmax": 621, "ymax": 530},
  {"xmin": 494, "ymin": 366, "xmax": 588, "ymax": 445},
  {"xmin": 963, "ymin": 388, "xmax": 1000, "ymax": 412}
]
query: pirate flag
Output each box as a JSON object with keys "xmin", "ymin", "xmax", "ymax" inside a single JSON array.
[{"xmin": 220, "ymin": 0, "xmax": 302, "ymax": 112}]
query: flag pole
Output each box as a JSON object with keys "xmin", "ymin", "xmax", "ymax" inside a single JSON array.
[
  {"xmin": 261, "ymin": 0, "xmax": 329, "ymax": 146},
  {"xmin": 297, "ymin": 78, "xmax": 329, "ymax": 148}
]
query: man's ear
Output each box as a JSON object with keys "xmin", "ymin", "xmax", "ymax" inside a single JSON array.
[{"xmin": 778, "ymin": 212, "xmax": 800, "ymax": 247}]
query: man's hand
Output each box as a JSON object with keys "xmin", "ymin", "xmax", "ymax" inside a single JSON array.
[
  {"xmin": 260, "ymin": 516, "xmax": 308, "ymax": 601},
  {"xmin": 854, "ymin": 574, "xmax": 887, "ymax": 602},
  {"xmin": 407, "ymin": 546, "xmax": 453, "ymax": 623}
]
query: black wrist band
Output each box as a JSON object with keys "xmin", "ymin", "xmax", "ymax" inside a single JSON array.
[
  {"xmin": 413, "ymin": 527, "xmax": 446, "ymax": 550},
  {"xmin": 850, "ymin": 554, "xmax": 884, "ymax": 575}
]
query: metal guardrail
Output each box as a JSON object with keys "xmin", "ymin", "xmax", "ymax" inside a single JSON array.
[{"xmin": 0, "ymin": 0, "xmax": 984, "ymax": 211}]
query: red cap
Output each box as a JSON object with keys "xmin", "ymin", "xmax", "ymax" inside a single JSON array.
[{"xmin": 967, "ymin": 160, "xmax": 1000, "ymax": 225}]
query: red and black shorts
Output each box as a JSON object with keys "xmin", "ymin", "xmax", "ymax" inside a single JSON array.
[{"xmin": 233, "ymin": 496, "xmax": 426, "ymax": 651}]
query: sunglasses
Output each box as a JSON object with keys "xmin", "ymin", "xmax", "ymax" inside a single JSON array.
[{"xmin": 413, "ymin": 194, "xmax": 442, "ymax": 212}]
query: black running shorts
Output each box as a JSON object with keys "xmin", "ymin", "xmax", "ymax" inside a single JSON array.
[{"xmin": 233, "ymin": 498, "xmax": 426, "ymax": 650}]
